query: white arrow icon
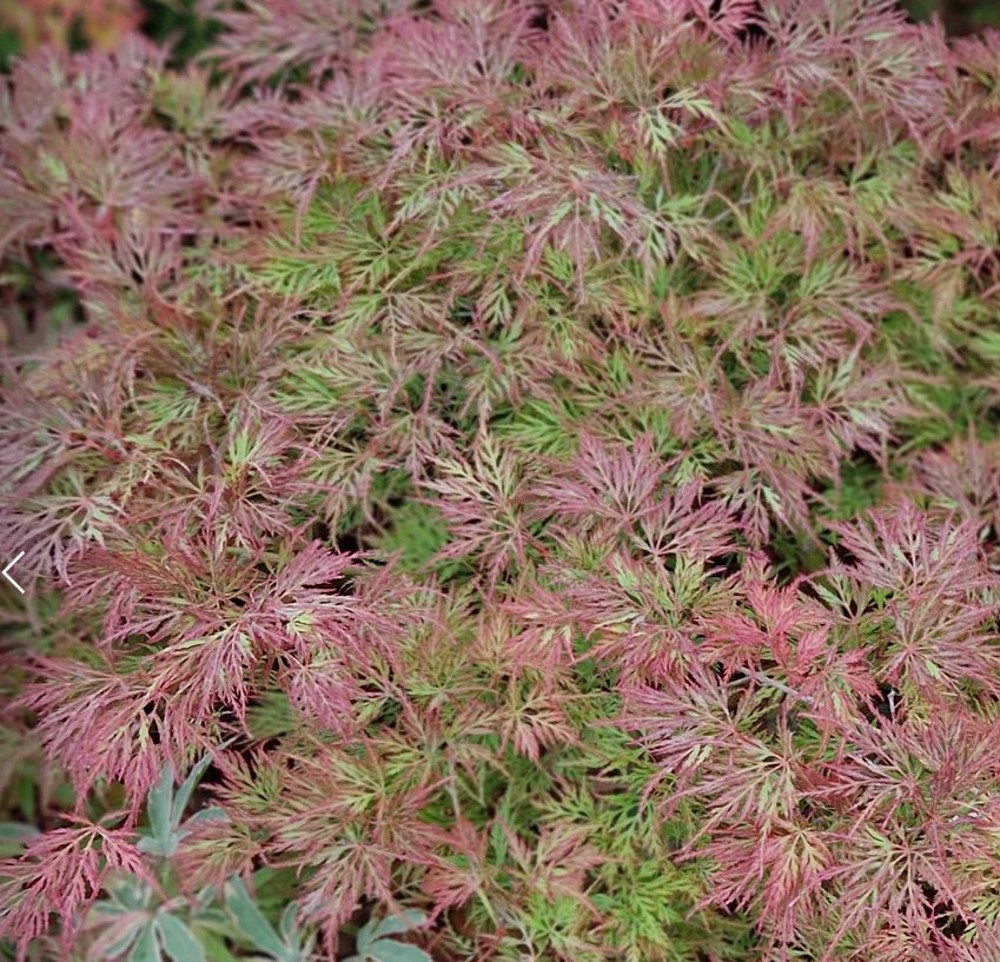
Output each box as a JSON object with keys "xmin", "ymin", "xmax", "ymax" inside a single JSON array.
[{"xmin": 3, "ymin": 551, "xmax": 25, "ymax": 594}]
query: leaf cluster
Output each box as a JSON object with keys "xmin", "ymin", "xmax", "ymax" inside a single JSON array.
[{"xmin": 2, "ymin": 3, "xmax": 1000, "ymax": 962}]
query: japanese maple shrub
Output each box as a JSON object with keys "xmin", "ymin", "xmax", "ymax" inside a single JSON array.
[{"xmin": 1, "ymin": 1, "xmax": 1000, "ymax": 961}]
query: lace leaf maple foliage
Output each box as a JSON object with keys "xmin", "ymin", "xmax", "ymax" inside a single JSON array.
[{"xmin": 2, "ymin": 1, "xmax": 1000, "ymax": 961}]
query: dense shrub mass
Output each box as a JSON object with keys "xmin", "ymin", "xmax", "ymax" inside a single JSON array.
[{"xmin": 1, "ymin": 1, "xmax": 1000, "ymax": 960}]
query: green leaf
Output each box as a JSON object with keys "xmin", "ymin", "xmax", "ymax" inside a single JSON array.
[
  {"xmin": 224, "ymin": 876, "xmax": 289, "ymax": 959},
  {"xmin": 143, "ymin": 765, "xmax": 175, "ymax": 856},
  {"xmin": 278, "ymin": 903, "xmax": 301, "ymax": 945},
  {"xmin": 129, "ymin": 922, "xmax": 161, "ymax": 962},
  {"xmin": 141, "ymin": 749, "xmax": 230, "ymax": 857},
  {"xmin": 0, "ymin": 821, "xmax": 40, "ymax": 857},
  {"xmin": 157, "ymin": 913, "xmax": 206, "ymax": 962},
  {"xmin": 370, "ymin": 911, "xmax": 427, "ymax": 940},
  {"xmin": 354, "ymin": 917, "xmax": 377, "ymax": 958},
  {"xmin": 174, "ymin": 745, "xmax": 233, "ymax": 823},
  {"xmin": 367, "ymin": 941, "xmax": 433, "ymax": 962},
  {"xmin": 971, "ymin": 332, "xmax": 1000, "ymax": 361},
  {"xmin": 197, "ymin": 929, "xmax": 243, "ymax": 962},
  {"xmin": 95, "ymin": 921, "xmax": 146, "ymax": 960},
  {"xmin": 185, "ymin": 806, "xmax": 229, "ymax": 828},
  {"xmin": 106, "ymin": 874, "xmax": 153, "ymax": 911}
]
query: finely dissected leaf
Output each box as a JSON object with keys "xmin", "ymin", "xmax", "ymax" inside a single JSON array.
[
  {"xmin": 0, "ymin": 820, "xmax": 151, "ymax": 956},
  {"xmin": 2, "ymin": 3, "xmax": 1000, "ymax": 962}
]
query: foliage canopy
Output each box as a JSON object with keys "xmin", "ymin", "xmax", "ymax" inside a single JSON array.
[{"xmin": 1, "ymin": 2, "xmax": 1000, "ymax": 961}]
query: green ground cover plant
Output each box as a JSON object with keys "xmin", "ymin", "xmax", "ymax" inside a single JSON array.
[{"xmin": 1, "ymin": 1, "xmax": 1000, "ymax": 960}]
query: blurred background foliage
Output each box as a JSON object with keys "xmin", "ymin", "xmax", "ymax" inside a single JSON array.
[
  {"xmin": 0, "ymin": 0, "xmax": 998, "ymax": 73},
  {"xmin": 903, "ymin": 0, "xmax": 1000, "ymax": 33},
  {"xmin": 0, "ymin": 0, "xmax": 217, "ymax": 70}
]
